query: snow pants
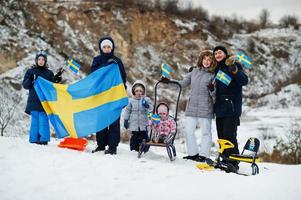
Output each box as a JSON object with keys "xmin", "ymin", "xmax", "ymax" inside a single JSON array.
[
  {"xmin": 96, "ymin": 117, "xmax": 120, "ymax": 151},
  {"xmin": 216, "ymin": 117, "xmax": 240, "ymax": 157},
  {"xmin": 29, "ymin": 111, "xmax": 50, "ymax": 143},
  {"xmin": 185, "ymin": 116, "xmax": 212, "ymax": 157},
  {"xmin": 130, "ymin": 130, "xmax": 149, "ymax": 151}
]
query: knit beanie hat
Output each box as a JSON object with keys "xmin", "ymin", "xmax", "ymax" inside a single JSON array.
[
  {"xmin": 213, "ymin": 46, "xmax": 228, "ymax": 56},
  {"xmin": 100, "ymin": 39, "xmax": 113, "ymax": 49}
]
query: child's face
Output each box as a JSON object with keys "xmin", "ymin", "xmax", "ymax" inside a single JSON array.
[
  {"xmin": 102, "ymin": 45, "xmax": 112, "ymax": 53},
  {"xmin": 202, "ymin": 55, "xmax": 213, "ymax": 68},
  {"xmin": 134, "ymin": 86, "xmax": 144, "ymax": 99},
  {"xmin": 37, "ymin": 56, "xmax": 46, "ymax": 67},
  {"xmin": 214, "ymin": 50, "xmax": 226, "ymax": 62},
  {"xmin": 157, "ymin": 105, "xmax": 168, "ymax": 119}
]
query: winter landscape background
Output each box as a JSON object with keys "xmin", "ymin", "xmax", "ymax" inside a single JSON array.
[{"xmin": 0, "ymin": 1, "xmax": 300, "ymax": 200}]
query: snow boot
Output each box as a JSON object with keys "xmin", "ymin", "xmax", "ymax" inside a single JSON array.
[
  {"xmin": 183, "ymin": 154, "xmax": 199, "ymax": 161},
  {"xmin": 92, "ymin": 146, "xmax": 105, "ymax": 153},
  {"xmin": 104, "ymin": 146, "xmax": 117, "ymax": 155},
  {"xmin": 195, "ymin": 155, "xmax": 206, "ymax": 162}
]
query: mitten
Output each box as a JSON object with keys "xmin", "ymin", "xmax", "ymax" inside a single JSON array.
[
  {"xmin": 228, "ymin": 65, "xmax": 238, "ymax": 74},
  {"xmin": 141, "ymin": 98, "xmax": 149, "ymax": 108},
  {"xmin": 54, "ymin": 68, "xmax": 64, "ymax": 83},
  {"xmin": 207, "ymin": 83, "xmax": 215, "ymax": 91},
  {"xmin": 124, "ymin": 120, "xmax": 129, "ymax": 129},
  {"xmin": 188, "ymin": 66, "xmax": 195, "ymax": 72},
  {"xmin": 160, "ymin": 76, "xmax": 170, "ymax": 83},
  {"xmin": 226, "ymin": 55, "xmax": 238, "ymax": 74}
]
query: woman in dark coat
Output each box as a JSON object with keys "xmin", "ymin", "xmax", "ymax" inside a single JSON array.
[{"xmin": 213, "ymin": 46, "xmax": 248, "ymax": 171}]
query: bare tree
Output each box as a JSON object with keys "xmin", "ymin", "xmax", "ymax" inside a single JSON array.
[
  {"xmin": 0, "ymin": 89, "xmax": 21, "ymax": 136},
  {"xmin": 279, "ymin": 15, "xmax": 299, "ymax": 29},
  {"xmin": 259, "ymin": 9, "xmax": 270, "ymax": 28}
]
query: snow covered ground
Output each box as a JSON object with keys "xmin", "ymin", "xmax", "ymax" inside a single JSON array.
[{"xmin": 1, "ymin": 135, "xmax": 300, "ymax": 200}]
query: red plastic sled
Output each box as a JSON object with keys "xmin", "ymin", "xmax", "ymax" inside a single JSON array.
[{"xmin": 58, "ymin": 137, "xmax": 88, "ymax": 151}]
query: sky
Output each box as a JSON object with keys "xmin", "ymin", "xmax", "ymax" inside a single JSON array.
[{"xmin": 180, "ymin": 0, "xmax": 301, "ymax": 23}]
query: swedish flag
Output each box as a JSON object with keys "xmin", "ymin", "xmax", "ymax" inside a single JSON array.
[
  {"xmin": 151, "ymin": 114, "xmax": 161, "ymax": 125},
  {"xmin": 235, "ymin": 52, "xmax": 252, "ymax": 69},
  {"xmin": 34, "ymin": 63, "xmax": 128, "ymax": 138},
  {"xmin": 161, "ymin": 64, "xmax": 172, "ymax": 78},
  {"xmin": 216, "ymin": 70, "xmax": 232, "ymax": 86},
  {"xmin": 67, "ymin": 57, "xmax": 81, "ymax": 74}
]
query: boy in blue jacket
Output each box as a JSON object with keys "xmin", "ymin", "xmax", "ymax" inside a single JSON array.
[{"xmin": 22, "ymin": 50, "xmax": 62, "ymax": 145}]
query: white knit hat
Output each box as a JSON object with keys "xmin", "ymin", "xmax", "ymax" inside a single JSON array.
[{"xmin": 100, "ymin": 39, "xmax": 113, "ymax": 49}]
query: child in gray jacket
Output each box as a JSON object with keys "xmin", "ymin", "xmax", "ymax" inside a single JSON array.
[{"xmin": 124, "ymin": 80, "xmax": 153, "ymax": 151}]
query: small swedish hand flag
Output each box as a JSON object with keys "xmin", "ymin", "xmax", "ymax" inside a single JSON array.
[
  {"xmin": 151, "ymin": 113, "xmax": 161, "ymax": 125},
  {"xmin": 216, "ymin": 70, "xmax": 232, "ymax": 86},
  {"xmin": 67, "ymin": 57, "xmax": 81, "ymax": 74},
  {"xmin": 161, "ymin": 64, "xmax": 172, "ymax": 78},
  {"xmin": 235, "ymin": 52, "xmax": 252, "ymax": 69}
]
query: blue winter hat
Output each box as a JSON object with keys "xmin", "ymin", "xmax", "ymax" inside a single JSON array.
[{"xmin": 35, "ymin": 50, "xmax": 47, "ymax": 66}]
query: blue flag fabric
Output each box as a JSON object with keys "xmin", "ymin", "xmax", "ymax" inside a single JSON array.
[
  {"xmin": 34, "ymin": 63, "xmax": 128, "ymax": 138},
  {"xmin": 151, "ymin": 114, "xmax": 161, "ymax": 125},
  {"xmin": 161, "ymin": 64, "xmax": 172, "ymax": 78},
  {"xmin": 67, "ymin": 57, "xmax": 81, "ymax": 73},
  {"xmin": 216, "ymin": 70, "xmax": 232, "ymax": 86},
  {"xmin": 235, "ymin": 52, "xmax": 252, "ymax": 69}
]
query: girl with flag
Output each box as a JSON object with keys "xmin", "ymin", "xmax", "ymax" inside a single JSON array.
[
  {"xmin": 213, "ymin": 45, "xmax": 248, "ymax": 172},
  {"xmin": 166, "ymin": 50, "xmax": 217, "ymax": 162},
  {"xmin": 123, "ymin": 80, "xmax": 153, "ymax": 152},
  {"xmin": 150, "ymin": 102, "xmax": 176, "ymax": 144},
  {"xmin": 22, "ymin": 50, "xmax": 62, "ymax": 145}
]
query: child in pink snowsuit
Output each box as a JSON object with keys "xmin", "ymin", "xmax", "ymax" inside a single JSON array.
[{"xmin": 151, "ymin": 102, "xmax": 176, "ymax": 143}]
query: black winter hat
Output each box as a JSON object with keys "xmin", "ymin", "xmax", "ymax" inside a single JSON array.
[{"xmin": 213, "ymin": 46, "xmax": 228, "ymax": 56}]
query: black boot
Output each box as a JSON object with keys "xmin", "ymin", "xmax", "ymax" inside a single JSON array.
[
  {"xmin": 195, "ymin": 155, "xmax": 206, "ymax": 162},
  {"xmin": 37, "ymin": 141, "xmax": 48, "ymax": 145},
  {"xmin": 183, "ymin": 154, "xmax": 199, "ymax": 161},
  {"xmin": 92, "ymin": 146, "xmax": 105, "ymax": 153},
  {"xmin": 104, "ymin": 146, "xmax": 117, "ymax": 155}
]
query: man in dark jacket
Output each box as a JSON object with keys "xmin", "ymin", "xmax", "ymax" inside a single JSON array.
[
  {"xmin": 213, "ymin": 46, "xmax": 248, "ymax": 170},
  {"xmin": 91, "ymin": 36, "xmax": 127, "ymax": 155},
  {"xmin": 23, "ymin": 50, "xmax": 62, "ymax": 144}
]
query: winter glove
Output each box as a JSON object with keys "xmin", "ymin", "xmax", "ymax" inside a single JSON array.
[
  {"xmin": 54, "ymin": 68, "xmax": 64, "ymax": 83},
  {"xmin": 141, "ymin": 98, "xmax": 149, "ymax": 109},
  {"xmin": 124, "ymin": 120, "xmax": 129, "ymax": 129},
  {"xmin": 188, "ymin": 66, "xmax": 195, "ymax": 72},
  {"xmin": 207, "ymin": 83, "xmax": 215, "ymax": 92},
  {"xmin": 228, "ymin": 65, "xmax": 238, "ymax": 74},
  {"xmin": 226, "ymin": 55, "xmax": 238, "ymax": 74},
  {"xmin": 160, "ymin": 76, "xmax": 170, "ymax": 83}
]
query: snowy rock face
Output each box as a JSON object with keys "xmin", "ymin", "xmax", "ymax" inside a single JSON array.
[{"xmin": 0, "ymin": 1, "xmax": 300, "ymax": 136}]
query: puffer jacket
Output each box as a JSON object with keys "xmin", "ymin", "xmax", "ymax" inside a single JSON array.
[
  {"xmin": 123, "ymin": 81, "xmax": 153, "ymax": 131},
  {"xmin": 22, "ymin": 66, "xmax": 55, "ymax": 114},
  {"xmin": 214, "ymin": 60, "xmax": 248, "ymax": 117},
  {"xmin": 177, "ymin": 67, "xmax": 215, "ymax": 118}
]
